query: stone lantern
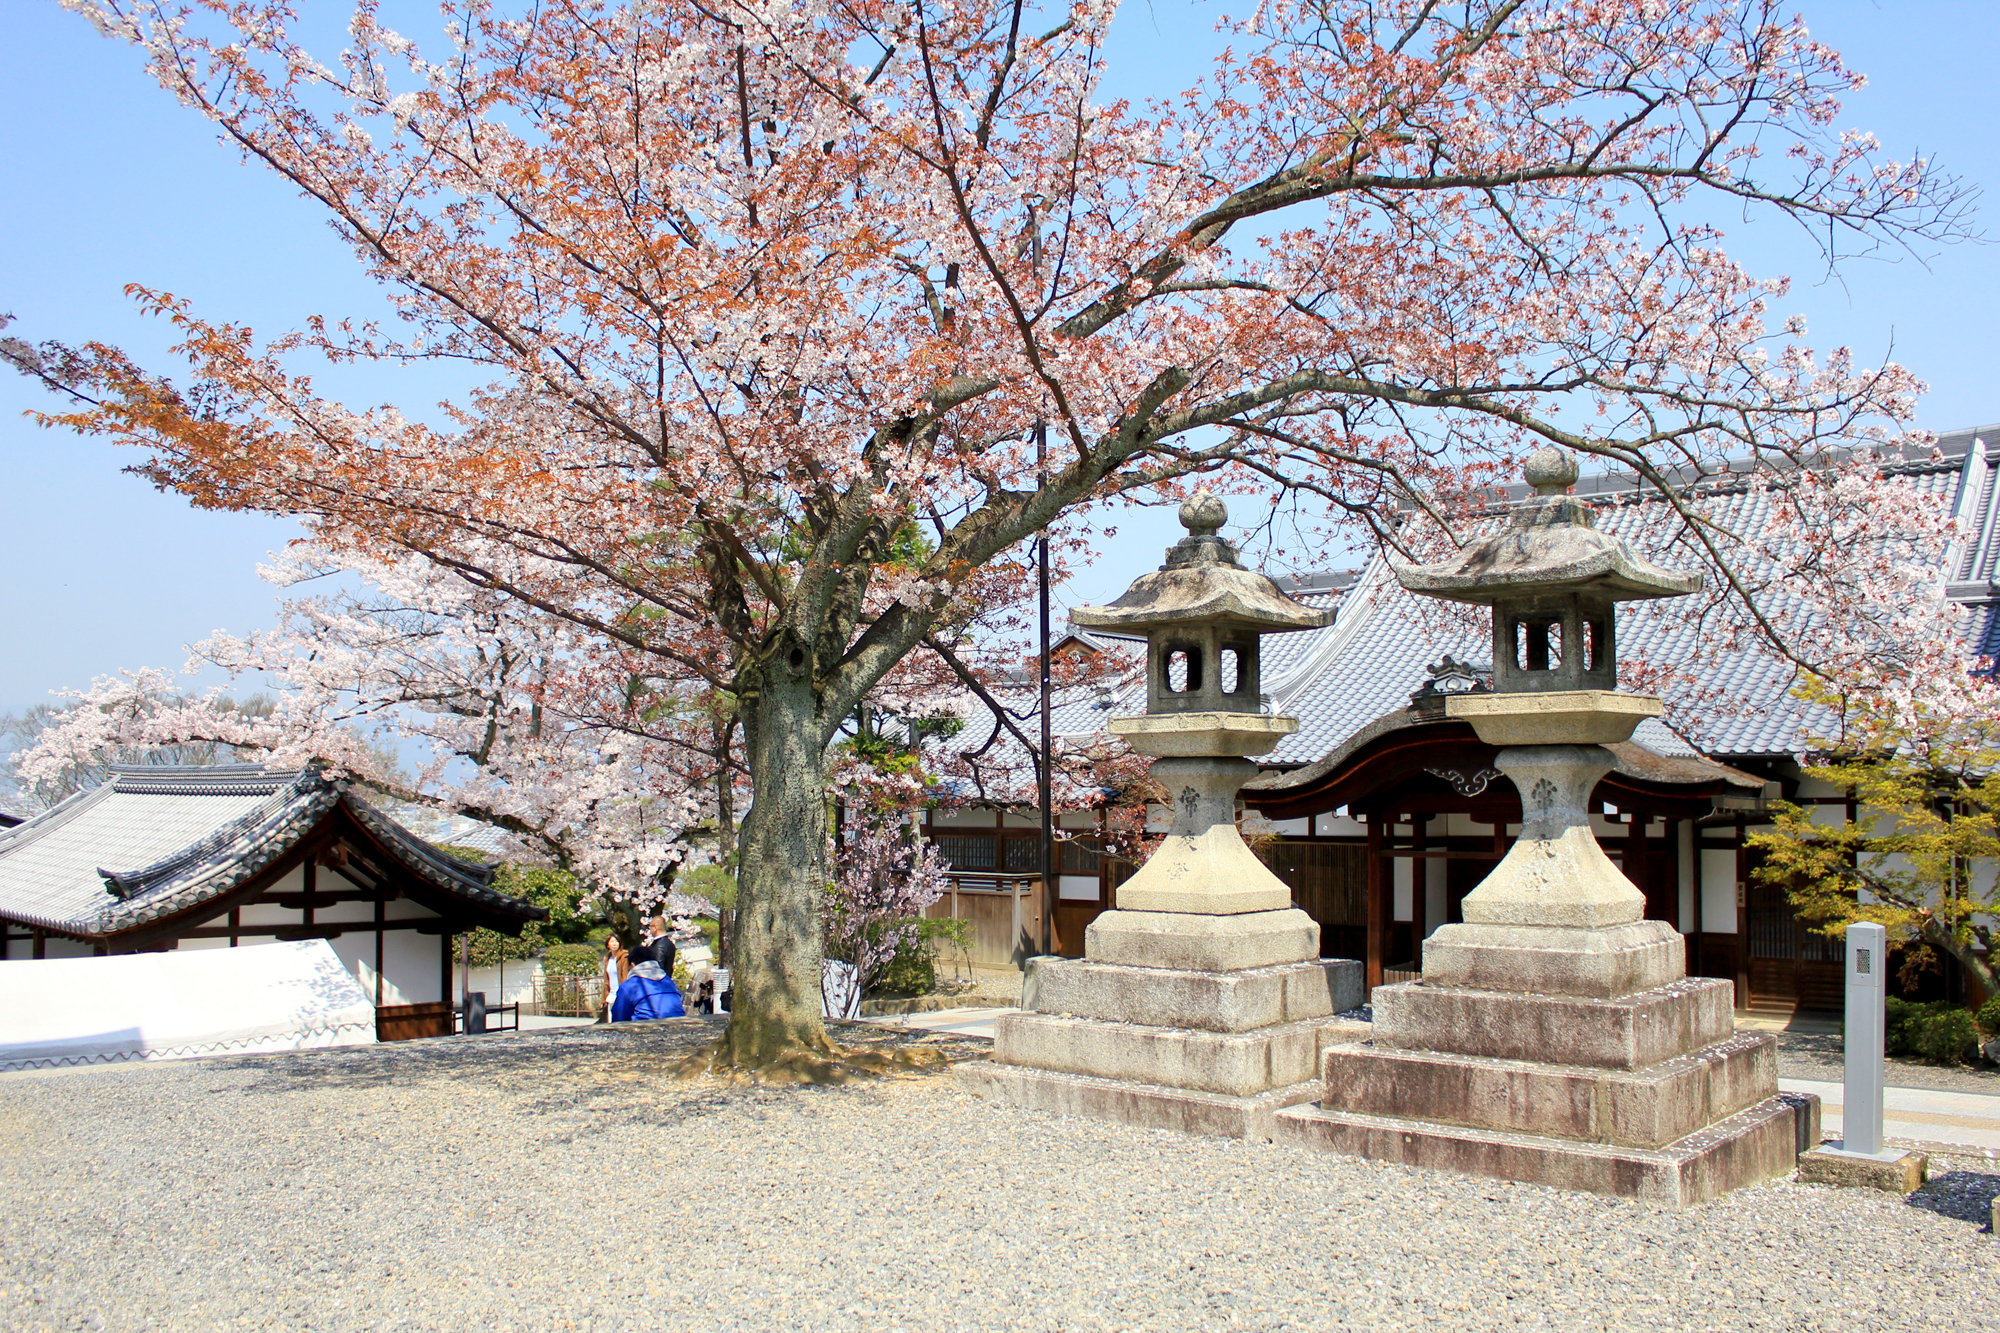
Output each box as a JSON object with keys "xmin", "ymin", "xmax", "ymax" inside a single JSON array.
[
  {"xmin": 1066, "ymin": 491, "xmax": 1333, "ymax": 914},
  {"xmin": 1271, "ymin": 447, "xmax": 1813, "ymax": 1206},
  {"xmin": 957, "ymin": 493, "xmax": 1365, "ymax": 1138}
]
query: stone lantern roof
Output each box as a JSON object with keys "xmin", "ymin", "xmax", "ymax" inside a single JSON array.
[
  {"xmin": 1070, "ymin": 492, "xmax": 1334, "ymax": 636},
  {"xmin": 1391, "ymin": 447, "xmax": 1703, "ymax": 605}
]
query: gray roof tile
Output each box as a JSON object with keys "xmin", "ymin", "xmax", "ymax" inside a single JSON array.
[{"xmin": 0, "ymin": 765, "xmax": 538, "ymax": 938}]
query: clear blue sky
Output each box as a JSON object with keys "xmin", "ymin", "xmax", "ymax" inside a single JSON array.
[{"xmin": 3, "ymin": 0, "xmax": 1995, "ymax": 714}]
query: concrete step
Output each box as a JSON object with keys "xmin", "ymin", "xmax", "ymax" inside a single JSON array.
[
  {"xmin": 1273, "ymin": 1093, "xmax": 1817, "ymax": 1208},
  {"xmin": 1371, "ymin": 976, "xmax": 1736, "ymax": 1070},
  {"xmin": 1030, "ymin": 957, "xmax": 1363, "ymax": 1033},
  {"xmin": 954, "ymin": 1060, "xmax": 1321, "ymax": 1140},
  {"xmin": 993, "ymin": 1011, "xmax": 1330, "ymax": 1098},
  {"xmin": 1320, "ymin": 1031, "xmax": 1777, "ymax": 1150}
]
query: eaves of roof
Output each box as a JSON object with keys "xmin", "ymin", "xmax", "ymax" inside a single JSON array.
[{"xmin": 0, "ymin": 765, "xmax": 542, "ymax": 939}]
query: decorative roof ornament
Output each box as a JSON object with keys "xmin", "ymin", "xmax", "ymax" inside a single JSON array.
[
  {"xmin": 1392, "ymin": 448, "xmax": 1701, "ymax": 701},
  {"xmin": 1072, "ymin": 490, "xmax": 1333, "ymax": 639}
]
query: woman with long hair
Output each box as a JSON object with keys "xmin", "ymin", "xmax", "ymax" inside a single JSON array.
[{"xmin": 597, "ymin": 935, "xmax": 629, "ymax": 1024}]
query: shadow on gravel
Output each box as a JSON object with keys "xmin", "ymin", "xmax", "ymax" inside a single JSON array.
[
  {"xmin": 1905, "ymin": 1169, "xmax": 2000, "ymax": 1230},
  {"xmin": 211, "ymin": 1017, "xmax": 983, "ymax": 1115}
]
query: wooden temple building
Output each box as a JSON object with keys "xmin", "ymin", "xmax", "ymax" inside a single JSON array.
[
  {"xmin": 0, "ymin": 764, "xmax": 545, "ymax": 1039},
  {"xmin": 931, "ymin": 424, "xmax": 2000, "ymax": 1015}
]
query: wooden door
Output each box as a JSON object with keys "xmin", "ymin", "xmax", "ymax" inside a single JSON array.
[{"xmin": 1255, "ymin": 841, "xmax": 1367, "ymax": 960}]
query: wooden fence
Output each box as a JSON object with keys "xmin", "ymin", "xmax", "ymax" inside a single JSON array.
[{"xmin": 926, "ymin": 873, "xmax": 1043, "ymax": 967}]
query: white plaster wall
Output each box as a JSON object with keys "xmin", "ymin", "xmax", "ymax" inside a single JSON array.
[
  {"xmin": 931, "ymin": 807, "xmax": 996, "ymax": 828},
  {"xmin": 1002, "ymin": 812, "xmax": 1039, "ymax": 829},
  {"xmin": 377, "ymin": 929, "xmax": 444, "ymax": 1004},
  {"xmin": 42, "ymin": 936, "xmax": 94, "ymax": 959},
  {"xmin": 1701, "ymin": 848, "xmax": 1738, "ymax": 934},
  {"xmin": 451, "ymin": 960, "xmax": 543, "ymax": 1007},
  {"xmin": 1393, "ymin": 856, "xmax": 1413, "ymax": 923},
  {"xmin": 1443, "ymin": 813, "xmax": 1492, "ymax": 839},
  {"xmin": 385, "ymin": 899, "xmax": 441, "ymax": 923},
  {"xmin": 1058, "ymin": 811, "xmax": 1095, "ymax": 831},
  {"xmin": 316, "ymin": 898, "xmax": 377, "ymax": 925},
  {"xmin": 1058, "ymin": 874, "xmax": 1099, "ymax": 902},
  {"xmin": 237, "ymin": 902, "xmax": 304, "ymax": 928},
  {"xmin": 1259, "ymin": 817, "xmax": 1309, "ymax": 837},
  {"xmin": 177, "ymin": 936, "xmax": 231, "ymax": 951},
  {"xmin": 1424, "ymin": 857, "xmax": 1447, "ymax": 939},
  {"xmin": 1316, "ymin": 813, "xmax": 1367, "ymax": 837}
]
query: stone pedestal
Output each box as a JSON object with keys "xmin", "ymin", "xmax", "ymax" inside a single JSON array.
[
  {"xmin": 955, "ymin": 907, "xmax": 1366, "ymax": 1137},
  {"xmin": 954, "ymin": 711, "xmax": 1365, "ymax": 1138},
  {"xmin": 1271, "ymin": 730, "xmax": 1816, "ymax": 1207},
  {"xmin": 1798, "ymin": 1145, "xmax": 1928, "ymax": 1194}
]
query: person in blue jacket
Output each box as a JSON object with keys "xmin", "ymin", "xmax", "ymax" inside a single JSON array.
[{"xmin": 611, "ymin": 914, "xmax": 685, "ymax": 1021}]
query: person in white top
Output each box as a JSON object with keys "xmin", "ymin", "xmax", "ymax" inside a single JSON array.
[{"xmin": 599, "ymin": 935, "xmax": 628, "ymax": 1024}]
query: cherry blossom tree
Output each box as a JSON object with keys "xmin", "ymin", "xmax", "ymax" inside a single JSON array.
[
  {"xmin": 14, "ymin": 542, "xmax": 717, "ymax": 905},
  {"xmin": 15, "ymin": 0, "xmax": 1969, "ymax": 1071},
  {"xmin": 822, "ymin": 814, "xmax": 952, "ymax": 1015}
]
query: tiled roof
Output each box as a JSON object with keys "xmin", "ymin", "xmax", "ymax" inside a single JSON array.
[
  {"xmin": 934, "ymin": 424, "xmax": 2000, "ymax": 781},
  {"xmin": 0, "ymin": 765, "xmax": 540, "ymax": 938}
]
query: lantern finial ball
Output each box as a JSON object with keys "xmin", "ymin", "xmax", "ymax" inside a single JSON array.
[
  {"xmin": 1524, "ymin": 446, "xmax": 1579, "ymax": 496},
  {"xmin": 1179, "ymin": 490, "xmax": 1228, "ymax": 536}
]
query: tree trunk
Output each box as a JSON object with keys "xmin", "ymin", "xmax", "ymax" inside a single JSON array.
[
  {"xmin": 1919, "ymin": 915, "xmax": 1998, "ymax": 1006},
  {"xmin": 711, "ymin": 658, "xmax": 837, "ymax": 1068}
]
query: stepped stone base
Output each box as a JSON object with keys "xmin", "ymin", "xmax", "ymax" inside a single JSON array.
[
  {"xmin": 1371, "ymin": 977, "xmax": 1735, "ymax": 1069},
  {"xmin": 994, "ymin": 1012, "xmax": 1331, "ymax": 1098},
  {"xmin": 1032, "ymin": 957, "xmax": 1363, "ymax": 1033},
  {"xmin": 1321, "ymin": 1032, "xmax": 1778, "ymax": 1150},
  {"xmin": 955, "ymin": 1061, "xmax": 1321, "ymax": 1140},
  {"xmin": 1274, "ymin": 1093, "xmax": 1814, "ymax": 1207},
  {"xmin": 1420, "ymin": 919, "xmax": 1684, "ymax": 999},
  {"xmin": 1085, "ymin": 908, "xmax": 1320, "ymax": 971}
]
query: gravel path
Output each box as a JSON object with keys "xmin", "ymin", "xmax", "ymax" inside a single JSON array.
[
  {"xmin": 3, "ymin": 1020, "xmax": 1996, "ymax": 1333},
  {"xmin": 1772, "ymin": 1028, "xmax": 2000, "ymax": 1094}
]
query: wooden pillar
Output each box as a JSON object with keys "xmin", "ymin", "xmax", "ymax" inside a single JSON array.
[
  {"xmin": 439, "ymin": 930, "xmax": 451, "ymax": 1006},
  {"xmin": 1689, "ymin": 819, "xmax": 1705, "ymax": 976},
  {"xmin": 302, "ymin": 854, "xmax": 316, "ymax": 932},
  {"xmin": 1365, "ymin": 815, "xmax": 1385, "ymax": 991},
  {"xmin": 32, "ymin": 928, "xmax": 45, "ymax": 960},
  {"xmin": 1624, "ymin": 815, "xmax": 1648, "ymax": 919},
  {"xmin": 227, "ymin": 906, "xmax": 239, "ymax": 948},
  {"xmin": 1734, "ymin": 817, "xmax": 1749, "ymax": 1010}
]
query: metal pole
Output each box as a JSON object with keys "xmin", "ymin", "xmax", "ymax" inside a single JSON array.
[
  {"xmin": 1037, "ymin": 421, "xmax": 1055, "ymax": 959},
  {"xmin": 1844, "ymin": 920, "xmax": 1887, "ymax": 1155}
]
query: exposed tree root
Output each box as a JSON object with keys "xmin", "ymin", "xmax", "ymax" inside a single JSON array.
[{"xmin": 668, "ymin": 1032, "xmax": 953, "ymax": 1085}]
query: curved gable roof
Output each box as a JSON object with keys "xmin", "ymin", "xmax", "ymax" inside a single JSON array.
[{"xmin": 0, "ymin": 765, "xmax": 540, "ymax": 939}]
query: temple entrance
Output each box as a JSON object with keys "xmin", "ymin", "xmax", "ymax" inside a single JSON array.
[
  {"xmin": 1744, "ymin": 877, "xmax": 1844, "ymax": 1015},
  {"xmin": 1255, "ymin": 840, "xmax": 1367, "ymax": 962}
]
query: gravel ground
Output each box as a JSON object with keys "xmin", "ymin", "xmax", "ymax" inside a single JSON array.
[
  {"xmin": 1771, "ymin": 1028, "xmax": 2000, "ymax": 1094},
  {"xmin": 3, "ymin": 1020, "xmax": 1997, "ymax": 1333}
]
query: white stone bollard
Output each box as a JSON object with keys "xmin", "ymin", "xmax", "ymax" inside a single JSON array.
[
  {"xmin": 1843, "ymin": 921, "xmax": 1887, "ymax": 1156},
  {"xmin": 1796, "ymin": 920, "xmax": 1927, "ymax": 1190}
]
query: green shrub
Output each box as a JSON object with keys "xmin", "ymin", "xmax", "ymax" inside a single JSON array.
[
  {"xmin": 1883, "ymin": 996, "xmax": 1977, "ymax": 1063},
  {"xmin": 679, "ymin": 864, "xmax": 738, "ymax": 910},
  {"xmin": 542, "ymin": 942, "xmax": 603, "ymax": 979},
  {"xmin": 1976, "ymin": 995, "xmax": 2000, "ymax": 1037},
  {"xmin": 874, "ymin": 935, "xmax": 936, "ymax": 997}
]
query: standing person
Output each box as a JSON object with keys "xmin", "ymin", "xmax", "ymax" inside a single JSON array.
[
  {"xmin": 598, "ymin": 935, "xmax": 628, "ymax": 1024},
  {"xmin": 611, "ymin": 915, "xmax": 685, "ymax": 1022}
]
